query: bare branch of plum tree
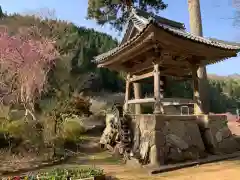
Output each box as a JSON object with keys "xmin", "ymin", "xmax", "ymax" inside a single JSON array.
[
  {"xmin": 0, "ymin": 25, "xmax": 59, "ymax": 120},
  {"xmin": 22, "ymin": 7, "xmax": 57, "ymax": 20}
]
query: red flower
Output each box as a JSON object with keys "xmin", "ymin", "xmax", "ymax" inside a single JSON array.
[{"xmin": 13, "ymin": 176, "xmax": 21, "ymax": 180}]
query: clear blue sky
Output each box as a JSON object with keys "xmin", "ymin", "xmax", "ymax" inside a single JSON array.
[{"xmin": 0, "ymin": 0, "xmax": 239, "ymax": 75}]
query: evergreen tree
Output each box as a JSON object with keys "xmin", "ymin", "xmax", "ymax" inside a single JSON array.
[
  {"xmin": 0, "ymin": 6, "xmax": 4, "ymax": 18},
  {"xmin": 87, "ymin": 0, "xmax": 167, "ymax": 31},
  {"xmin": 227, "ymin": 79, "xmax": 234, "ymax": 96}
]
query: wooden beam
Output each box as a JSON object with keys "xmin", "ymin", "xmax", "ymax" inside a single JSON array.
[
  {"xmin": 126, "ymin": 97, "xmax": 195, "ymax": 106},
  {"xmin": 162, "ymin": 68, "xmax": 190, "ymax": 76},
  {"xmin": 130, "ymin": 64, "xmax": 190, "ymax": 77},
  {"xmin": 162, "ymin": 98, "xmax": 195, "ymax": 106},
  {"xmin": 108, "ymin": 47, "xmax": 194, "ymax": 74},
  {"xmin": 126, "ymin": 55, "xmax": 190, "ymax": 75},
  {"xmin": 134, "ymin": 68, "xmax": 193, "ymax": 79},
  {"xmin": 130, "ymin": 72, "xmax": 154, "ymax": 82},
  {"xmin": 125, "ymin": 56, "xmax": 155, "ymax": 74},
  {"xmin": 127, "ymin": 98, "xmax": 155, "ymax": 104}
]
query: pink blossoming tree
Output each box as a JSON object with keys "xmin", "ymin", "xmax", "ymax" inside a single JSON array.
[{"xmin": 0, "ymin": 25, "xmax": 59, "ymax": 120}]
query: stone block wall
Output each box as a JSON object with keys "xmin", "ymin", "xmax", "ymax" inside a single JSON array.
[
  {"xmin": 131, "ymin": 115, "xmax": 206, "ymax": 165},
  {"xmin": 197, "ymin": 115, "xmax": 240, "ymax": 154}
]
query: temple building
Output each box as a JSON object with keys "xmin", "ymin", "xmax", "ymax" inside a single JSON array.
[{"xmin": 95, "ymin": 9, "xmax": 240, "ymax": 167}]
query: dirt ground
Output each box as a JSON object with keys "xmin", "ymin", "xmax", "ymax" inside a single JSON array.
[
  {"xmin": 96, "ymin": 156, "xmax": 240, "ymax": 180},
  {"xmin": 63, "ymin": 146, "xmax": 240, "ymax": 180},
  {"xmin": 76, "ymin": 134, "xmax": 240, "ymax": 180},
  {"xmin": 57, "ymin": 133, "xmax": 240, "ymax": 180},
  {"xmin": 3, "ymin": 152, "xmax": 240, "ymax": 180},
  {"xmin": 1, "ymin": 133, "xmax": 240, "ymax": 179}
]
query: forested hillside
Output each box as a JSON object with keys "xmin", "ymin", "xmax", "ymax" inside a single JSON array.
[
  {"xmin": 0, "ymin": 13, "xmax": 126, "ymax": 113},
  {"xmin": 0, "ymin": 13, "xmax": 239, "ymax": 114}
]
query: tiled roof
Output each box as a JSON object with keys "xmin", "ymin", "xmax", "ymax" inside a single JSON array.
[
  {"xmin": 94, "ymin": 8, "xmax": 240, "ymax": 64},
  {"xmin": 133, "ymin": 8, "xmax": 185, "ymax": 30}
]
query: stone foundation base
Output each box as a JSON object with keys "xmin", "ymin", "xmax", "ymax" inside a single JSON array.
[
  {"xmin": 197, "ymin": 115, "xmax": 240, "ymax": 154},
  {"xmin": 130, "ymin": 114, "xmax": 240, "ymax": 166},
  {"xmin": 131, "ymin": 115, "xmax": 206, "ymax": 166}
]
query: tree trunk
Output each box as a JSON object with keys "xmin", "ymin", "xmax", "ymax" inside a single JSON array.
[
  {"xmin": 187, "ymin": 0, "xmax": 209, "ymax": 114},
  {"xmin": 24, "ymin": 108, "xmax": 37, "ymax": 121}
]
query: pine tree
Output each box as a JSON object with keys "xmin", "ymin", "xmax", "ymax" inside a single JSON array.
[
  {"xmin": 0, "ymin": 6, "xmax": 4, "ymax": 18},
  {"xmin": 87, "ymin": 0, "xmax": 167, "ymax": 31}
]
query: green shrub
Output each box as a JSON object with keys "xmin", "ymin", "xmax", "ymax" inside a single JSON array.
[
  {"xmin": 4, "ymin": 119, "xmax": 43, "ymax": 146},
  {"xmin": 0, "ymin": 118, "xmax": 8, "ymax": 134},
  {"xmin": 5, "ymin": 120, "xmax": 26, "ymax": 138},
  {"xmin": 8, "ymin": 109, "xmax": 26, "ymax": 121},
  {"xmin": 61, "ymin": 120, "xmax": 86, "ymax": 142},
  {"xmin": 0, "ymin": 105, "xmax": 10, "ymax": 119},
  {"xmin": 22, "ymin": 167, "xmax": 104, "ymax": 179}
]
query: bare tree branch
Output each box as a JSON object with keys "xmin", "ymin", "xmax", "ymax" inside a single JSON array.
[{"xmin": 0, "ymin": 26, "xmax": 59, "ymax": 120}]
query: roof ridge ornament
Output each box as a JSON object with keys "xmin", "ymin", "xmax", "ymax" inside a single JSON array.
[{"xmin": 131, "ymin": 8, "xmax": 185, "ymax": 29}]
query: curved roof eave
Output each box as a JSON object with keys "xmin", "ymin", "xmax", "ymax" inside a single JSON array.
[{"xmin": 93, "ymin": 9, "xmax": 240, "ymax": 64}]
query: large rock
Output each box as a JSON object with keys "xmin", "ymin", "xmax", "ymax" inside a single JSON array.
[
  {"xmin": 215, "ymin": 127, "xmax": 231, "ymax": 143},
  {"xmin": 166, "ymin": 134, "xmax": 189, "ymax": 150},
  {"xmin": 149, "ymin": 145, "xmax": 165, "ymax": 165},
  {"xmin": 132, "ymin": 125, "xmax": 141, "ymax": 155},
  {"xmin": 183, "ymin": 146, "xmax": 205, "ymax": 160},
  {"xmin": 168, "ymin": 147, "xmax": 183, "ymax": 162},
  {"xmin": 149, "ymin": 145, "xmax": 158, "ymax": 165},
  {"xmin": 100, "ymin": 113, "xmax": 115, "ymax": 145},
  {"xmin": 198, "ymin": 115, "xmax": 240, "ymax": 154},
  {"xmin": 139, "ymin": 140, "xmax": 150, "ymax": 164},
  {"xmin": 150, "ymin": 130, "xmax": 165, "ymax": 148}
]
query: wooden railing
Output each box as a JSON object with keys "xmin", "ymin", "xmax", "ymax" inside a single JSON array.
[{"xmin": 127, "ymin": 97, "xmax": 195, "ymax": 106}]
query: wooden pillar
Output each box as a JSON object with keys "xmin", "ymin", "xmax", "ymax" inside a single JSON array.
[
  {"xmin": 191, "ymin": 65, "xmax": 203, "ymax": 114},
  {"xmin": 133, "ymin": 80, "xmax": 142, "ymax": 114},
  {"xmin": 153, "ymin": 63, "xmax": 164, "ymax": 114},
  {"xmin": 124, "ymin": 73, "xmax": 131, "ymax": 113}
]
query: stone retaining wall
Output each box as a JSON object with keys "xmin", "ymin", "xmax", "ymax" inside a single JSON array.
[
  {"xmin": 197, "ymin": 115, "xmax": 240, "ymax": 154},
  {"xmin": 131, "ymin": 115, "xmax": 206, "ymax": 165}
]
